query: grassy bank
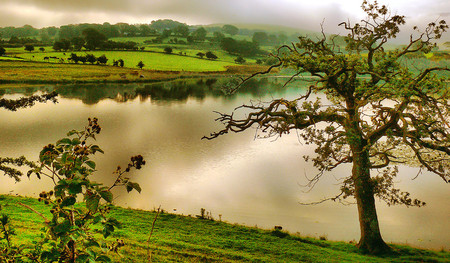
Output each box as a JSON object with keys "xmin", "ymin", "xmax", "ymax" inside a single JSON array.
[
  {"xmin": 0, "ymin": 195, "xmax": 448, "ymax": 262},
  {"xmin": 0, "ymin": 60, "xmax": 269, "ymax": 84}
]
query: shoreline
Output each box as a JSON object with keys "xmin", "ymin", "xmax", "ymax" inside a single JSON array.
[
  {"xmin": 0, "ymin": 59, "xmax": 276, "ymax": 85},
  {"xmin": 0, "ymin": 194, "xmax": 448, "ymax": 262}
]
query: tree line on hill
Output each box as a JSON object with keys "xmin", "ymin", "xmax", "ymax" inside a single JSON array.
[
  {"xmin": 0, "ymin": 20, "xmax": 298, "ymax": 57},
  {"xmin": 0, "ymin": 20, "xmax": 297, "ymax": 44}
]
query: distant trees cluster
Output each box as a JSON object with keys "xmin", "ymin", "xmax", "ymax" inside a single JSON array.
[
  {"xmin": 220, "ymin": 37, "xmax": 262, "ymax": 57},
  {"xmin": 112, "ymin": 59, "xmax": 124, "ymax": 67},
  {"xmin": 68, "ymin": 53, "xmax": 108, "ymax": 65},
  {"xmin": 0, "ymin": 36, "xmax": 45, "ymax": 48},
  {"xmin": 52, "ymin": 28, "xmax": 139, "ymax": 51},
  {"xmin": 0, "ymin": 20, "xmax": 299, "ymax": 47},
  {"xmin": 195, "ymin": 51, "xmax": 218, "ymax": 60}
]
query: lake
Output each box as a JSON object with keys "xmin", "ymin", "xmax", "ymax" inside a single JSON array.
[{"xmin": 0, "ymin": 78, "xmax": 448, "ymax": 250}]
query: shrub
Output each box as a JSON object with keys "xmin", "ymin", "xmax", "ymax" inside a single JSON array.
[
  {"xmin": 0, "ymin": 118, "xmax": 145, "ymax": 262},
  {"xmin": 205, "ymin": 51, "xmax": 218, "ymax": 60},
  {"xmin": 164, "ymin": 47, "xmax": 173, "ymax": 54}
]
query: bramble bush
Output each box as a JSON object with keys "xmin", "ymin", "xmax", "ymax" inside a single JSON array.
[{"xmin": 0, "ymin": 118, "xmax": 145, "ymax": 262}]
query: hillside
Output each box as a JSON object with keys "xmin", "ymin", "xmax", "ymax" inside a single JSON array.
[{"xmin": 0, "ymin": 195, "xmax": 448, "ymax": 262}]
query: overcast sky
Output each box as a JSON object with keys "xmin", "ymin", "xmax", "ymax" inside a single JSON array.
[{"xmin": 1, "ymin": 0, "xmax": 449, "ymax": 38}]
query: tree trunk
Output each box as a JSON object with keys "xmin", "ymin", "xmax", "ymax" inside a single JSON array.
[{"xmin": 352, "ymin": 147, "xmax": 391, "ymax": 254}]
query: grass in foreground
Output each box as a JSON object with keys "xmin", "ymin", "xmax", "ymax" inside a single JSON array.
[{"xmin": 0, "ymin": 195, "xmax": 448, "ymax": 262}]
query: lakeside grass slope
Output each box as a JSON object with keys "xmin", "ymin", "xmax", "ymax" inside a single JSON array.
[{"xmin": 0, "ymin": 195, "xmax": 448, "ymax": 262}]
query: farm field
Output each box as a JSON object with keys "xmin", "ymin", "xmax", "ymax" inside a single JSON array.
[
  {"xmin": 0, "ymin": 60, "xmax": 199, "ymax": 83},
  {"xmin": 0, "ymin": 60, "xmax": 270, "ymax": 84},
  {"xmin": 16, "ymin": 50, "xmax": 236, "ymax": 72}
]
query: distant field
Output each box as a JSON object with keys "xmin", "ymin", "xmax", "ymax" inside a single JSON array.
[
  {"xmin": 0, "ymin": 56, "xmax": 23, "ymax": 61},
  {"xmin": 110, "ymin": 36, "xmax": 155, "ymax": 44},
  {"xmin": 16, "ymin": 50, "xmax": 236, "ymax": 72},
  {"xmin": 5, "ymin": 46, "xmax": 53, "ymax": 54},
  {"xmin": 0, "ymin": 59, "xmax": 270, "ymax": 84},
  {"xmin": 0, "ymin": 60, "xmax": 202, "ymax": 83}
]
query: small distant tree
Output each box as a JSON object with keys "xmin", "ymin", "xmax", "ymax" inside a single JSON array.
[
  {"xmin": 71, "ymin": 36, "xmax": 85, "ymax": 51},
  {"xmin": 205, "ymin": 51, "xmax": 218, "ymax": 60},
  {"xmin": 24, "ymin": 44, "xmax": 34, "ymax": 52},
  {"xmin": 82, "ymin": 28, "xmax": 107, "ymax": 50},
  {"xmin": 196, "ymin": 52, "xmax": 205, "ymax": 59},
  {"xmin": 39, "ymin": 47, "xmax": 45, "ymax": 52},
  {"xmin": 222, "ymin": 24, "xmax": 239, "ymax": 36},
  {"xmin": 174, "ymin": 24, "xmax": 190, "ymax": 37},
  {"xmin": 118, "ymin": 59, "xmax": 124, "ymax": 67},
  {"xmin": 191, "ymin": 27, "xmax": 207, "ymax": 42},
  {"xmin": 252, "ymin": 31, "xmax": 269, "ymax": 45},
  {"xmin": 137, "ymin": 61, "xmax": 145, "ymax": 69},
  {"xmin": 213, "ymin": 31, "xmax": 225, "ymax": 43},
  {"xmin": 0, "ymin": 47, "xmax": 5, "ymax": 56},
  {"xmin": 97, "ymin": 54, "xmax": 108, "ymax": 65},
  {"xmin": 220, "ymin": 37, "xmax": 261, "ymax": 57},
  {"xmin": 78, "ymin": 56, "xmax": 87, "ymax": 64},
  {"xmin": 164, "ymin": 47, "xmax": 173, "ymax": 54},
  {"xmin": 53, "ymin": 39, "xmax": 71, "ymax": 52},
  {"xmin": 234, "ymin": 56, "xmax": 246, "ymax": 64},
  {"xmin": 52, "ymin": 41, "xmax": 63, "ymax": 51},
  {"xmin": 86, "ymin": 53, "xmax": 97, "ymax": 64},
  {"xmin": 161, "ymin": 29, "xmax": 172, "ymax": 39},
  {"xmin": 69, "ymin": 53, "xmax": 79, "ymax": 64},
  {"xmin": 8, "ymin": 36, "xmax": 20, "ymax": 44},
  {"xmin": 255, "ymin": 59, "xmax": 263, "ymax": 65}
]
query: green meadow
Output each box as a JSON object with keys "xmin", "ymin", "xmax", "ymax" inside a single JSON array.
[
  {"xmin": 1, "ymin": 195, "xmax": 448, "ymax": 263},
  {"xmin": 17, "ymin": 50, "xmax": 236, "ymax": 72}
]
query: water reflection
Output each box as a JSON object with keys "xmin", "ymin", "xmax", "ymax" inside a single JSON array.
[
  {"xmin": 0, "ymin": 78, "xmax": 448, "ymax": 250},
  {"xmin": 0, "ymin": 77, "xmax": 298, "ymax": 105}
]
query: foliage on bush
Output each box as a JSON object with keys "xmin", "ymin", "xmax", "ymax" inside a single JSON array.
[{"xmin": 0, "ymin": 118, "xmax": 145, "ymax": 262}]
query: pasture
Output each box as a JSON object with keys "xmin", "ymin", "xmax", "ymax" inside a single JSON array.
[
  {"xmin": 17, "ymin": 50, "xmax": 237, "ymax": 72},
  {"xmin": 1, "ymin": 195, "xmax": 448, "ymax": 263}
]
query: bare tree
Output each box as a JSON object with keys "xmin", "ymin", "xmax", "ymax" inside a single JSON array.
[{"xmin": 204, "ymin": 1, "xmax": 449, "ymax": 254}]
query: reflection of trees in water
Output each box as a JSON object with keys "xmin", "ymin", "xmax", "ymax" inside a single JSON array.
[
  {"xmin": 0, "ymin": 78, "xmax": 308, "ymax": 105},
  {"xmin": 135, "ymin": 78, "xmax": 306, "ymax": 103},
  {"xmin": 55, "ymin": 84, "xmax": 139, "ymax": 105}
]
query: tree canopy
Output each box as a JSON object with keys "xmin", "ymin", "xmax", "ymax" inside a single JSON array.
[
  {"xmin": 222, "ymin": 24, "xmax": 239, "ymax": 36},
  {"xmin": 82, "ymin": 28, "xmax": 107, "ymax": 50},
  {"xmin": 220, "ymin": 37, "xmax": 262, "ymax": 57},
  {"xmin": 204, "ymin": 0, "xmax": 449, "ymax": 255}
]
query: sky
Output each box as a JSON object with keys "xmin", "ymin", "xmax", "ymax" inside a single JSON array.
[{"xmin": 1, "ymin": 0, "xmax": 449, "ymax": 38}]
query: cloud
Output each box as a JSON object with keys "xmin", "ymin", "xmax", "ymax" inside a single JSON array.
[{"xmin": 0, "ymin": 0, "xmax": 448, "ymax": 39}]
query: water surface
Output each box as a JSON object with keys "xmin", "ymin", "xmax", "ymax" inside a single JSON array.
[{"xmin": 0, "ymin": 78, "xmax": 448, "ymax": 250}]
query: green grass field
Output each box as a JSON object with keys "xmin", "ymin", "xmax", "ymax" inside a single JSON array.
[
  {"xmin": 0, "ymin": 60, "xmax": 205, "ymax": 83},
  {"xmin": 0, "ymin": 56, "xmax": 23, "ymax": 61},
  {"xmin": 16, "ymin": 50, "xmax": 237, "ymax": 72},
  {"xmin": 0, "ymin": 59, "xmax": 269, "ymax": 84},
  {"xmin": 0, "ymin": 195, "xmax": 448, "ymax": 262}
]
